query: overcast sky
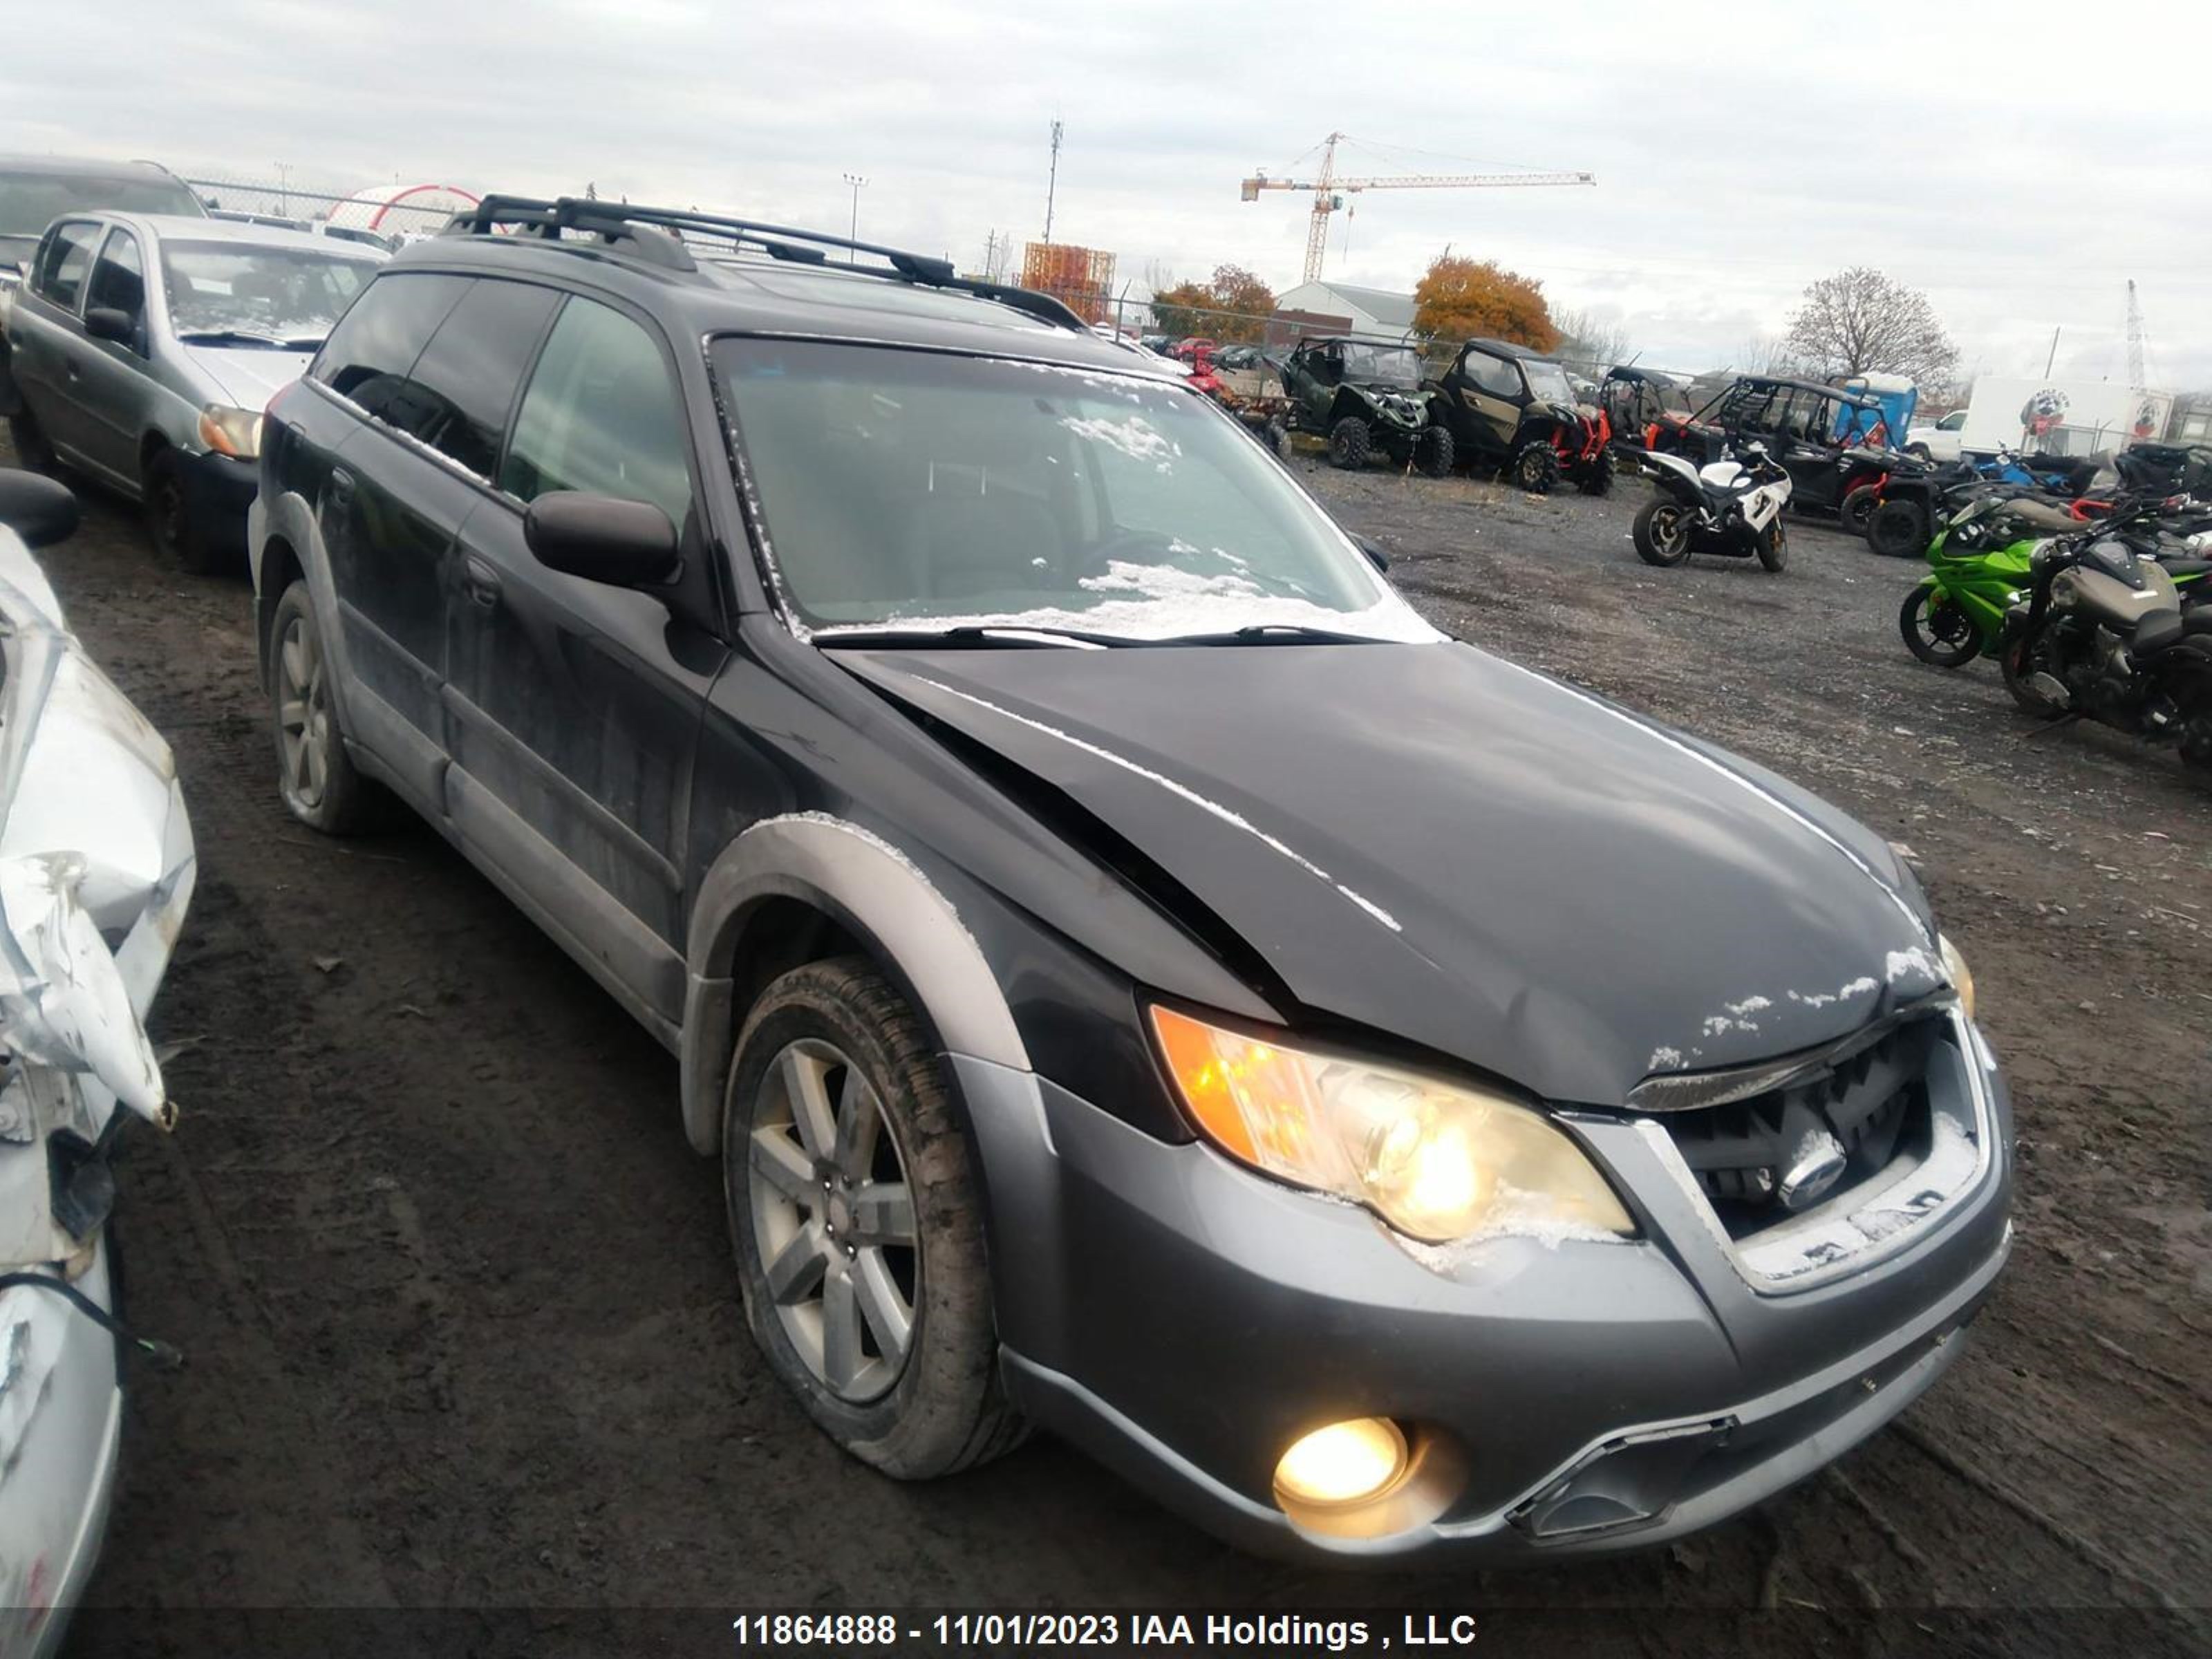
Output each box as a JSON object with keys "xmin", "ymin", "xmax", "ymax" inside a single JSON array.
[{"xmin": 7, "ymin": 1, "xmax": 2208, "ymax": 386}]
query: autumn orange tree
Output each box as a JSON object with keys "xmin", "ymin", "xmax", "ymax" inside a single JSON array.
[
  {"xmin": 1149, "ymin": 264, "xmax": 1277, "ymax": 342},
  {"xmin": 1413, "ymin": 255, "xmax": 1559, "ymax": 353}
]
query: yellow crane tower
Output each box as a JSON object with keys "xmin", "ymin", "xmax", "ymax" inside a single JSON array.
[{"xmin": 1241, "ymin": 132, "xmax": 1595, "ymax": 286}]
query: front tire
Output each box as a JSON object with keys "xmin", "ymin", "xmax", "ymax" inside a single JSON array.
[
  {"xmin": 269, "ymin": 581, "xmax": 378, "ymax": 834},
  {"xmin": 1906, "ymin": 442, "xmax": 1933, "ymax": 460},
  {"xmin": 1415, "ymin": 424, "xmax": 1454, "ymax": 478},
  {"xmin": 1755, "ymin": 517, "xmax": 1789, "ymax": 572},
  {"xmin": 1327, "ymin": 416, "xmax": 1371, "ymax": 469},
  {"xmin": 1866, "ymin": 498, "xmax": 1930, "ymax": 559},
  {"xmin": 1839, "ymin": 482, "xmax": 1882, "ymax": 538},
  {"xmin": 143, "ymin": 449, "xmax": 221, "ymax": 574},
  {"xmin": 1899, "ymin": 585, "xmax": 1980, "ymax": 667},
  {"xmin": 726, "ymin": 957, "xmax": 1023, "ymax": 1479},
  {"xmin": 1632, "ymin": 498, "xmax": 1695, "ymax": 567},
  {"xmin": 1512, "ymin": 440, "xmax": 1561, "ymax": 494}
]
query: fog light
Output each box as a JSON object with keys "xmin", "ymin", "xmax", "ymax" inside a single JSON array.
[{"xmin": 1273, "ymin": 1418, "xmax": 1408, "ymax": 1508}]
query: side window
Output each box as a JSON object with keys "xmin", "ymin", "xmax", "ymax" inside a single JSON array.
[
  {"xmin": 84, "ymin": 229, "xmax": 144, "ymax": 330},
  {"xmin": 32, "ymin": 221, "xmax": 102, "ymax": 312},
  {"xmin": 395, "ymin": 279, "xmax": 560, "ymax": 479},
  {"xmin": 500, "ymin": 298, "xmax": 693, "ymax": 528},
  {"xmin": 310, "ymin": 272, "xmax": 470, "ymax": 428},
  {"xmin": 1460, "ymin": 349, "xmax": 1519, "ymax": 398},
  {"xmin": 1940, "ymin": 411, "xmax": 1967, "ymax": 432}
]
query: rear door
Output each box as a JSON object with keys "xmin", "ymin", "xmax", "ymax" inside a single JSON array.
[
  {"xmin": 10, "ymin": 219, "xmax": 104, "ymax": 465},
  {"xmin": 444, "ymin": 292, "xmax": 723, "ymax": 1027}
]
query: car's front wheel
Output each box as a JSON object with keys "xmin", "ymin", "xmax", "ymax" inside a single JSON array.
[
  {"xmin": 143, "ymin": 449, "xmax": 221, "ymax": 574},
  {"xmin": 725, "ymin": 957, "xmax": 1023, "ymax": 1479},
  {"xmin": 269, "ymin": 581, "xmax": 379, "ymax": 834}
]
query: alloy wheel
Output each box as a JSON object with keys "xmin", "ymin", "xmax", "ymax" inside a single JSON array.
[
  {"xmin": 748, "ymin": 1038, "xmax": 919, "ymax": 1403},
  {"xmin": 275, "ymin": 615, "xmax": 334, "ymax": 809}
]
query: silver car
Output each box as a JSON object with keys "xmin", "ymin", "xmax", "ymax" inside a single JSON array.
[{"xmin": 5, "ymin": 214, "xmax": 383, "ymax": 570}]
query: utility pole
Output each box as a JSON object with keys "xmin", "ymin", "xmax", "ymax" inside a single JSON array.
[
  {"xmin": 2044, "ymin": 326, "xmax": 2061, "ymax": 377},
  {"xmin": 842, "ymin": 173, "xmax": 868, "ymax": 263},
  {"xmin": 274, "ymin": 160, "xmax": 290, "ymax": 216},
  {"xmin": 1043, "ymin": 119, "xmax": 1064, "ymax": 243}
]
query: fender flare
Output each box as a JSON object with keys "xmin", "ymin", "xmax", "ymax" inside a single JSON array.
[
  {"xmin": 252, "ymin": 486, "xmax": 366, "ymax": 740},
  {"xmin": 679, "ymin": 813, "xmax": 1030, "ymax": 1154}
]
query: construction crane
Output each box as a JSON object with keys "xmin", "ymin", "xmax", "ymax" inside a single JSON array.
[{"xmin": 1241, "ymin": 132, "xmax": 1594, "ymax": 285}]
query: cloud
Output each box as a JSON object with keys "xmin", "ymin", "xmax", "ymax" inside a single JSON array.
[{"xmin": 4, "ymin": 0, "xmax": 2206, "ymax": 383}]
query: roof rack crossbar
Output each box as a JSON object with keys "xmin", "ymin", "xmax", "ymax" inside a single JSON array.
[{"xmin": 440, "ymin": 195, "xmax": 1089, "ymax": 332}]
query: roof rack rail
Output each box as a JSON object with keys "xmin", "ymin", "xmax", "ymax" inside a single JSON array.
[{"xmin": 442, "ymin": 196, "xmax": 1090, "ymax": 333}]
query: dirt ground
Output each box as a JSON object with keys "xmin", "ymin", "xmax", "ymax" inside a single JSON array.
[{"xmin": 21, "ymin": 431, "xmax": 2206, "ymax": 1656}]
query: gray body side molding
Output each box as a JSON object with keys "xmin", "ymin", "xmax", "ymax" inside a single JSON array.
[{"xmin": 679, "ymin": 813, "xmax": 1031, "ymax": 1154}]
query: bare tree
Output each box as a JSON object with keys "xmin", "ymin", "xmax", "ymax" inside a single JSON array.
[
  {"xmin": 1552, "ymin": 306, "xmax": 1631, "ymax": 370},
  {"xmin": 1785, "ymin": 268, "xmax": 1958, "ymax": 393}
]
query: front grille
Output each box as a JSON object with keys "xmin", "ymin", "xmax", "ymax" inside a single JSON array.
[{"xmin": 1660, "ymin": 1017, "xmax": 1939, "ymax": 1239}]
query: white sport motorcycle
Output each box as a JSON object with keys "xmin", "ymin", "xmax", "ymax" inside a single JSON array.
[{"xmin": 1628, "ymin": 442, "xmax": 1794, "ymax": 572}]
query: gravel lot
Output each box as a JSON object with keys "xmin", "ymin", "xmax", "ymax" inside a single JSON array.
[{"xmin": 20, "ymin": 430, "xmax": 2206, "ymax": 1656}]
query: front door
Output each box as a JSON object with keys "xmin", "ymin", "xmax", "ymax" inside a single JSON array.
[
  {"xmin": 445, "ymin": 292, "xmax": 724, "ymax": 1026},
  {"xmin": 73, "ymin": 225, "xmax": 151, "ymax": 482},
  {"xmin": 1448, "ymin": 346, "xmax": 1523, "ymax": 458}
]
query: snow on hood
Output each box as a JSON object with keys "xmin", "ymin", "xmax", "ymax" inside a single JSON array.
[{"xmin": 179, "ymin": 342, "xmax": 317, "ymax": 411}]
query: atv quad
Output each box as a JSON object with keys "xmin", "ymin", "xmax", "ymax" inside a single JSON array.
[
  {"xmin": 1280, "ymin": 337, "xmax": 1454, "ymax": 476},
  {"xmin": 1427, "ymin": 338, "xmax": 1613, "ymax": 495}
]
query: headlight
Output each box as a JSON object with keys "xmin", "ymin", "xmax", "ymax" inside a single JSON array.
[
  {"xmin": 198, "ymin": 404, "xmax": 263, "ymax": 461},
  {"xmin": 1150, "ymin": 1006, "xmax": 1633, "ymax": 1243},
  {"xmin": 1938, "ymin": 933, "xmax": 1976, "ymax": 1021}
]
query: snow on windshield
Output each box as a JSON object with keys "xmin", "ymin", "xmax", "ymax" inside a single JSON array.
[{"xmin": 718, "ymin": 338, "xmax": 1441, "ymax": 644}]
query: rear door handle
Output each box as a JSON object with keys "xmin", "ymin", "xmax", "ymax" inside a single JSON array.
[{"xmin": 462, "ymin": 556, "xmax": 502, "ymax": 608}]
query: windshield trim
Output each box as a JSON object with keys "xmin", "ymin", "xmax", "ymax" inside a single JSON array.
[{"xmin": 706, "ymin": 330, "xmax": 1440, "ymax": 646}]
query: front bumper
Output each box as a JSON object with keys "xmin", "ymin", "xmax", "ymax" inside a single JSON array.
[
  {"xmin": 953, "ymin": 1015, "xmax": 2013, "ymax": 1564},
  {"xmin": 178, "ymin": 448, "xmax": 259, "ymax": 552},
  {"xmin": 0, "ymin": 1242, "xmax": 124, "ymax": 1656}
]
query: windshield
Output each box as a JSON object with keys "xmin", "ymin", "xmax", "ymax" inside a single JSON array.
[
  {"xmin": 1338, "ymin": 342, "xmax": 1422, "ymax": 387},
  {"xmin": 0, "ymin": 171, "xmax": 203, "ymax": 238},
  {"xmin": 1522, "ymin": 359, "xmax": 1576, "ymax": 404},
  {"xmin": 160, "ymin": 242, "xmax": 379, "ymax": 344},
  {"xmin": 715, "ymin": 339, "xmax": 1434, "ymax": 643}
]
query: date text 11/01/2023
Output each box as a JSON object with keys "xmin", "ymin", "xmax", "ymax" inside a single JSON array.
[{"xmin": 729, "ymin": 1613, "xmax": 1483, "ymax": 1651}]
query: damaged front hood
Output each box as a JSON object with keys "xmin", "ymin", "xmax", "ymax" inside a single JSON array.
[{"xmin": 841, "ymin": 640, "xmax": 1941, "ymax": 1107}]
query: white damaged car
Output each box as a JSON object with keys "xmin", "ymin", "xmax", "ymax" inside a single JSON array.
[{"xmin": 0, "ymin": 470, "xmax": 193, "ymax": 1653}]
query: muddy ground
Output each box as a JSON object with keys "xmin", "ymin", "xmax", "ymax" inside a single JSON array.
[{"xmin": 19, "ymin": 429, "xmax": 2206, "ymax": 1656}]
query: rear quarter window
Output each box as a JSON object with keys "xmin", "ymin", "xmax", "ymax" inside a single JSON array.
[
  {"xmin": 310, "ymin": 272, "xmax": 470, "ymax": 426},
  {"xmin": 385, "ymin": 279, "xmax": 560, "ymax": 479}
]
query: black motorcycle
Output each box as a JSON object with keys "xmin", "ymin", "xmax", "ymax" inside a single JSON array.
[{"xmin": 2001, "ymin": 511, "xmax": 2212, "ymax": 774}]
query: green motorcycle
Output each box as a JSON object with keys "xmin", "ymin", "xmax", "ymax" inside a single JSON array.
[{"xmin": 1897, "ymin": 494, "xmax": 2074, "ymax": 668}]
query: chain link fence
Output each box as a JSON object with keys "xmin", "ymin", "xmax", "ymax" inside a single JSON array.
[{"xmin": 185, "ymin": 178, "xmax": 471, "ymax": 247}]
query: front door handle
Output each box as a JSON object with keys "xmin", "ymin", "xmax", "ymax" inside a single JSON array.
[
  {"xmin": 327, "ymin": 466, "xmax": 355, "ymax": 509},
  {"xmin": 462, "ymin": 556, "xmax": 502, "ymax": 608}
]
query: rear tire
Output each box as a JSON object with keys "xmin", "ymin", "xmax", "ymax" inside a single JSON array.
[
  {"xmin": 1866, "ymin": 498, "xmax": 1930, "ymax": 559},
  {"xmin": 1512, "ymin": 440, "xmax": 1561, "ymax": 494},
  {"xmin": 1839, "ymin": 482, "xmax": 1882, "ymax": 538},
  {"xmin": 1415, "ymin": 424, "xmax": 1454, "ymax": 478},
  {"xmin": 724, "ymin": 957, "xmax": 1024, "ymax": 1479},
  {"xmin": 1899, "ymin": 585, "xmax": 1980, "ymax": 667},
  {"xmin": 1327, "ymin": 416, "xmax": 1371, "ymax": 470},
  {"xmin": 1632, "ymin": 499, "xmax": 1695, "ymax": 567},
  {"xmin": 143, "ymin": 449, "xmax": 222, "ymax": 574},
  {"xmin": 1577, "ymin": 450, "xmax": 1616, "ymax": 496},
  {"xmin": 7, "ymin": 408, "xmax": 57, "ymax": 474},
  {"xmin": 1266, "ymin": 420, "xmax": 1292, "ymax": 460},
  {"xmin": 1755, "ymin": 518, "xmax": 1788, "ymax": 572},
  {"xmin": 269, "ymin": 581, "xmax": 379, "ymax": 834}
]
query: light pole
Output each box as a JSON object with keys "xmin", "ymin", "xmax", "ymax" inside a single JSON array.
[{"xmin": 842, "ymin": 173, "xmax": 868, "ymax": 262}]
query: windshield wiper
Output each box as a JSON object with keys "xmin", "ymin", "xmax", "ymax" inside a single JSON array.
[
  {"xmin": 177, "ymin": 328, "xmax": 319, "ymax": 350},
  {"xmin": 1158, "ymin": 624, "xmax": 1389, "ymax": 646},
  {"xmin": 814, "ymin": 625, "xmax": 1132, "ymax": 650}
]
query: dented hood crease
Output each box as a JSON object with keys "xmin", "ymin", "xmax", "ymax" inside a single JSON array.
[{"xmin": 836, "ymin": 640, "xmax": 1940, "ymax": 1106}]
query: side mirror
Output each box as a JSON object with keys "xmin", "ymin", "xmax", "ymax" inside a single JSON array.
[
  {"xmin": 523, "ymin": 491, "xmax": 679, "ymax": 587},
  {"xmin": 0, "ymin": 469, "xmax": 80, "ymax": 548},
  {"xmin": 84, "ymin": 307, "xmax": 138, "ymax": 347},
  {"xmin": 1353, "ymin": 533, "xmax": 1389, "ymax": 573}
]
